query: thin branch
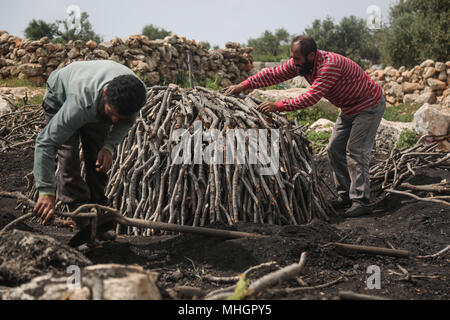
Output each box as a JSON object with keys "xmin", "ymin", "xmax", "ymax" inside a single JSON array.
[
  {"xmin": 339, "ymin": 290, "xmax": 389, "ymax": 300},
  {"xmin": 246, "ymin": 252, "xmax": 307, "ymax": 297},
  {"xmin": 386, "ymin": 189, "xmax": 450, "ymax": 206},
  {"xmin": 416, "ymin": 245, "xmax": 450, "ymax": 259},
  {"xmin": 269, "ymin": 276, "xmax": 343, "ymax": 294}
]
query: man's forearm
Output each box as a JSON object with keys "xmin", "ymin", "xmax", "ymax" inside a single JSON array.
[
  {"xmin": 34, "ymin": 136, "xmax": 58, "ymax": 196},
  {"xmin": 241, "ymin": 59, "xmax": 298, "ymax": 90}
]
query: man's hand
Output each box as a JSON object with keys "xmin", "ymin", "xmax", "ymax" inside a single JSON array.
[
  {"xmin": 96, "ymin": 148, "xmax": 113, "ymax": 172},
  {"xmin": 224, "ymin": 84, "xmax": 246, "ymax": 96},
  {"xmin": 34, "ymin": 195, "xmax": 56, "ymax": 224},
  {"xmin": 256, "ymin": 101, "xmax": 279, "ymax": 113}
]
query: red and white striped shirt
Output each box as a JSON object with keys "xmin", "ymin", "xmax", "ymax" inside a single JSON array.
[{"xmin": 242, "ymin": 50, "xmax": 383, "ymax": 115}]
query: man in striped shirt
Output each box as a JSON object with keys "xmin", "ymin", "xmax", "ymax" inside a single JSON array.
[{"xmin": 225, "ymin": 35, "xmax": 386, "ymax": 218}]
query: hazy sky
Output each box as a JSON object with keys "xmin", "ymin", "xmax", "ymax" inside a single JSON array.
[{"xmin": 1, "ymin": 0, "xmax": 396, "ymax": 47}]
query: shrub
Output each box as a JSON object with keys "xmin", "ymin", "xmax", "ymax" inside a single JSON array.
[
  {"xmin": 288, "ymin": 105, "xmax": 339, "ymax": 126},
  {"xmin": 306, "ymin": 130, "xmax": 332, "ymax": 153},
  {"xmin": 382, "ymin": 104, "xmax": 421, "ymax": 122},
  {"xmin": 396, "ymin": 129, "xmax": 418, "ymax": 149}
]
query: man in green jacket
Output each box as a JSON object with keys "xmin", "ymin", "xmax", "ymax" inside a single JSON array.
[{"xmin": 33, "ymin": 60, "xmax": 147, "ymax": 239}]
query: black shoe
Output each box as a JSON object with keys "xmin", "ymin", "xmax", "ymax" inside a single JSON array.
[
  {"xmin": 341, "ymin": 203, "xmax": 373, "ymax": 218},
  {"xmin": 330, "ymin": 197, "xmax": 352, "ymax": 209}
]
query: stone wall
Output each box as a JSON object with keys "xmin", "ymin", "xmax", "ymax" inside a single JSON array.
[
  {"xmin": 0, "ymin": 31, "xmax": 253, "ymax": 87},
  {"xmin": 366, "ymin": 60, "xmax": 450, "ymax": 108}
]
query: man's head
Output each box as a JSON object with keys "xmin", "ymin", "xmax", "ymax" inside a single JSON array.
[
  {"xmin": 103, "ymin": 75, "xmax": 147, "ymax": 124},
  {"xmin": 290, "ymin": 35, "xmax": 317, "ymax": 76}
]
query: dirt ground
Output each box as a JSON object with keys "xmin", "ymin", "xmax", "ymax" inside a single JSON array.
[{"xmin": 0, "ymin": 148, "xmax": 448, "ymax": 300}]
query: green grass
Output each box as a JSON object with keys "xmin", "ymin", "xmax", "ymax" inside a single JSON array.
[
  {"xmin": 0, "ymin": 77, "xmax": 46, "ymax": 88},
  {"xmin": 253, "ymin": 53, "xmax": 290, "ymax": 62},
  {"xmin": 203, "ymin": 74, "xmax": 222, "ymax": 91},
  {"xmin": 226, "ymin": 275, "xmax": 249, "ymax": 300},
  {"xmin": 15, "ymin": 94, "xmax": 44, "ymax": 107},
  {"xmin": 306, "ymin": 130, "xmax": 332, "ymax": 153},
  {"xmin": 289, "ymin": 103, "xmax": 419, "ymax": 126},
  {"xmin": 396, "ymin": 129, "xmax": 419, "ymax": 149},
  {"xmin": 0, "ymin": 77, "xmax": 45, "ymax": 107},
  {"xmin": 135, "ymin": 72, "xmax": 148, "ymax": 84},
  {"xmin": 382, "ymin": 103, "xmax": 420, "ymax": 122},
  {"xmin": 288, "ymin": 104, "xmax": 339, "ymax": 127}
]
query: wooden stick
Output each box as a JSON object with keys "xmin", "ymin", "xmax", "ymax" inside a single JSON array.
[
  {"xmin": 203, "ymin": 261, "xmax": 279, "ymax": 283},
  {"xmin": 333, "ymin": 243, "xmax": 409, "ymax": 258},
  {"xmin": 400, "ymin": 182, "xmax": 450, "ymax": 194},
  {"xmin": 0, "ymin": 191, "xmax": 95, "ymax": 234},
  {"xmin": 270, "ymin": 276, "xmax": 343, "ymax": 294},
  {"xmin": 339, "ymin": 290, "xmax": 389, "ymax": 300},
  {"xmin": 246, "ymin": 252, "xmax": 307, "ymax": 297},
  {"xmin": 386, "ymin": 189, "xmax": 450, "ymax": 206},
  {"xmin": 416, "ymin": 245, "xmax": 450, "ymax": 259},
  {"xmin": 0, "ymin": 191, "xmax": 266, "ymax": 240},
  {"xmin": 122, "ymin": 215, "xmax": 265, "ymax": 239}
]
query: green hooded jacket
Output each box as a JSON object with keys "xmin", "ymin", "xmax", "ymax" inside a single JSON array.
[{"xmin": 35, "ymin": 60, "xmax": 146, "ymax": 196}]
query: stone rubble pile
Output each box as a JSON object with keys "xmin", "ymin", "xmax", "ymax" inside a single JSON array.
[
  {"xmin": 1, "ymin": 264, "xmax": 162, "ymax": 300},
  {"xmin": 0, "ymin": 31, "xmax": 253, "ymax": 87},
  {"xmin": 366, "ymin": 60, "xmax": 450, "ymax": 108}
]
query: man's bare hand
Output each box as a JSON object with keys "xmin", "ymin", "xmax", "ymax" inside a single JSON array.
[
  {"xmin": 96, "ymin": 148, "xmax": 113, "ymax": 172},
  {"xmin": 34, "ymin": 195, "xmax": 56, "ymax": 224},
  {"xmin": 223, "ymin": 84, "xmax": 246, "ymax": 96},
  {"xmin": 256, "ymin": 101, "xmax": 279, "ymax": 113}
]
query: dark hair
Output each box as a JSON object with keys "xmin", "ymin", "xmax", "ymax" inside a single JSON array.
[
  {"xmin": 105, "ymin": 75, "xmax": 147, "ymax": 115},
  {"xmin": 291, "ymin": 35, "xmax": 317, "ymax": 57}
]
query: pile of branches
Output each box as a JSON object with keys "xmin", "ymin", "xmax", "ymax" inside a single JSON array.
[
  {"xmin": 0, "ymin": 105, "xmax": 44, "ymax": 152},
  {"xmin": 370, "ymin": 135, "xmax": 450, "ymax": 206},
  {"xmin": 103, "ymin": 85, "xmax": 334, "ymax": 235}
]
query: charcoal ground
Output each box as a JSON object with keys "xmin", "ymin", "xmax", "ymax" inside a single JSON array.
[{"xmin": 0, "ymin": 148, "xmax": 448, "ymax": 299}]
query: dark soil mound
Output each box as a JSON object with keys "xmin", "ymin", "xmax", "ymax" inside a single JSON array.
[
  {"xmin": 161, "ymin": 219, "xmax": 340, "ymax": 270},
  {"xmin": 0, "ymin": 230, "xmax": 92, "ymax": 286},
  {"xmin": 0, "ymin": 149, "xmax": 34, "ymax": 192}
]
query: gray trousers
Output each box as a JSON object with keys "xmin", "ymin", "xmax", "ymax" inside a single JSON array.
[
  {"xmin": 326, "ymin": 97, "xmax": 386, "ymax": 205},
  {"xmin": 43, "ymin": 102, "xmax": 110, "ymax": 206}
]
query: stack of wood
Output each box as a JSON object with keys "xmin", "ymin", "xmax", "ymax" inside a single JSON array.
[
  {"xmin": 103, "ymin": 85, "xmax": 334, "ymax": 235},
  {"xmin": 370, "ymin": 135, "xmax": 450, "ymax": 206},
  {"xmin": 0, "ymin": 105, "xmax": 44, "ymax": 152}
]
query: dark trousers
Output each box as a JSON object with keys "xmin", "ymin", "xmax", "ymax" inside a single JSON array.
[
  {"xmin": 43, "ymin": 102, "xmax": 110, "ymax": 206},
  {"xmin": 326, "ymin": 97, "xmax": 386, "ymax": 205}
]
